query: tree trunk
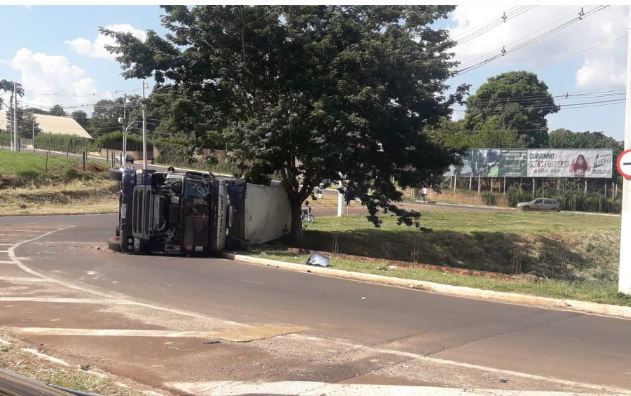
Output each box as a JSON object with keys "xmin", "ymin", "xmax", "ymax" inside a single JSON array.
[{"xmin": 290, "ymin": 200, "xmax": 304, "ymax": 241}]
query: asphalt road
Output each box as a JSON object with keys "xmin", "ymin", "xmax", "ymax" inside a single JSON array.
[{"xmin": 0, "ymin": 214, "xmax": 630, "ymax": 395}]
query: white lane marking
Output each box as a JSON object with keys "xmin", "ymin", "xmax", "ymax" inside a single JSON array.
[
  {"xmin": 8, "ymin": 327, "xmax": 245, "ymax": 339},
  {"xmin": 0, "ymin": 261, "xmax": 14, "ymax": 264},
  {"xmin": 0, "ymin": 276, "xmax": 55, "ymax": 283},
  {"xmin": 288, "ymin": 334, "xmax": 630, "ymax": 395},
  {"xmin": 0, "ymin": 243, "xmax": 12, "ymax": 245},
  {"xmin": 9, "ymin": 226, "xmax": 629, "ymax": 393},
  {"xmin": 0, "ymin": 297, "xmax": 135, "ymax": 304},
  {"xmin": 0, "ymin": 250, "xmax": 8, "ymax": 253},
  {"xmin": 22, "ymin": 348, "xmax": 70, "ymax": 366},
  {"xmin": 8, "ymin": 227, "xmax": 246, "ymax": 325},
  {"xmin": 165, "ymin": 381, "xmax": 606, "ymax": 396},
  {"xmin": 0, "ymin": 337, "xmax": 10, "ymax": 345}
]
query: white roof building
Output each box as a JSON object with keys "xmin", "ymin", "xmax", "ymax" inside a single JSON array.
[{"xmin": 0, "ymin": 110, "xmax": 92, "ymax": 139}]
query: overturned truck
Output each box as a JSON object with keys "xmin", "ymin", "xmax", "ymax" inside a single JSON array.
[{"xmin": 108, "ymin": 167, "xmax": 291, "ymax": 255}]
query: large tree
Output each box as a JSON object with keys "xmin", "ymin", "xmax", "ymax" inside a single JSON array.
[
  {"xmin": 104, "ymin": 5, "xmax": 464, "ymax": 236},
  {"xmin": 89, "ymin": 95, "xmax": 151, "ymax": 137},
  {"xmin": 464, "ymin": 71, "xmax": 559, "ymax": 148},
  {"xmin": 71, "ymin": 110, "xmax": 89, "ymax": 129}
]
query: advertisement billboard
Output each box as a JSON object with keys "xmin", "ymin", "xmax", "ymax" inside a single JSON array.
[
  {"xmin": 444, "ymin": 149, "xmax": 612, "ymax": 178},
  {"xmin": 527, "ymin": 149, "xmax": 612, "ymax": 178}
]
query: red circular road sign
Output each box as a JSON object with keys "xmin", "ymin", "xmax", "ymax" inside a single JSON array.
[{"xmin": 617, "ymin": 149, "xmax": 631, "ymax": 179}]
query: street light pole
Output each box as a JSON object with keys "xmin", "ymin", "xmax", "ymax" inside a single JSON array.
[{"xmin": 13, "ymin": 81, "xmax": 18, "ymax": 152}]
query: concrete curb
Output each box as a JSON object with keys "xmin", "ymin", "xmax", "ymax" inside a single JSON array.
[{"xmin": 222, "ymin": 253, "xmax": 631, "ymax": 320}]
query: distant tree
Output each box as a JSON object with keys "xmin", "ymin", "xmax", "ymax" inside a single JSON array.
[
  {"xmin": 89, "ymin": 95, "xmax": 155, "ymax": 138},
  {"xmin": 104, "ymin": 5, "xmax": 465, "ymax": 237},
  {"xmin": 49, "ymin": 104, "xmax": 66, "ymax": 116},
  {"xmin": 464, "ymin": 71, "xmax": 559, "ymax": 148},
  {"xmin": 24, "ymin": 107, "xmax": 50, "ymax": 115},
  {"xmin": 0, "ymin": 79, "xmax": 23, "ymax": 112},
  {"xmin": 430, "ymin": 117, "xmax": 527, "ymax": 149},
  {"xmin": 71, "ymin": 110, "xmax": 89, "ymax": 129},
  {"xmin": 6, "ymin": 106, "xmax": 41, "ymax": 139}
]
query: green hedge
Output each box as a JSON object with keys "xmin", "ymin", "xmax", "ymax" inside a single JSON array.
[
  {"xmin": 0, "ymin": 132, "xmax": 10, "ymax": 147},
  {"xmin": 155, "ymin": 137, "xmax": 194, "ymax": 167},
  {"xmin": 95, "ymin": 131, "xmax": 153, "ymax": 152},
  {"xmin": 33, "ymin": 133, "xmax": 92, "ymax": 154}
]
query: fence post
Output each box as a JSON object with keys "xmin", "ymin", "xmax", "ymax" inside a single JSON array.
[
  {"xmin": 503, "ymin": 176, "xmax": 507, "ymax": 195},
  {"xmin": 82, "ymin": 151, "xmax": 86, "ymax": 172},
  {"xmin": 605, "ymin": 180, "xmax": 608, "ymax": 198},
  {"xmin": 532, "ymin": 178, "xmax": 536, "ymax": 196},
  {"xmin": 469, "ymin": 176, "xmax": 472, "ymax": 191},
  {"xmin": 477, "ymin": 175, "xmax": 481, "ymax": 196},
  {"xmin": 45, "ymin": 151, "xmax": 49, "ymax": 174},
  {"xmin": 584, "ymin": 179, "xmax": 588, "ymax": 196},
  {"xmin": 453, "ymin": 175, "xmax": 457, "ymax": 192}
]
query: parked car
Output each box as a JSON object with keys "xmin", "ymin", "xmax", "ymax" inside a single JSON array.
[{"xmin": 517, "ymin": 198, "xmax": 561, "ymax": 212}]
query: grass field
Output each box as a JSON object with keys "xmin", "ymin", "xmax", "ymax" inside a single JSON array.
[
  {"xmin": 249, "ymin": 210, "xmax": 627, "ymax": 306},
  {"xmin": 0, "ymin": 150, "xmax": 109, "ymax": 188},
  {"xmin": 0, "ymin": 151, "xmax": 118, "ymax": 215}
]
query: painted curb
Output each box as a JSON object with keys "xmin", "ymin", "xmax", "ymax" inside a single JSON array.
[{"xmin": 222, "ymin": 253, "xmax": 631, "ymax": 320}]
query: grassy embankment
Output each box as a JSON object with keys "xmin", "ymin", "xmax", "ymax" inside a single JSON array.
[
  {"xmin": 0, "ymin": 150, "xmax": 118, "ymax": 215},
  {"xmin": 249, "ymin": 210, "xmax": 631, "ymax": 306}
]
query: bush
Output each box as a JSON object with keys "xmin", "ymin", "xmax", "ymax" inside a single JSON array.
[
  {"xmin": 95, "ymin": 131, "xmax": 153, "ymax": 152},
  {"xmin": 34, "ymin": 133, "xmax": 91, "ymax": 154},
  {"xmin": 0, "ymin": 132, "xmax": 11, "ymax": 147},
  {"xmin": 154, "ymin": 137, "xmax": 194, "ymax": 167},
  {"xmin": 507, "ymin": 186, "xmax": 532, "ymax": 207},
  {"xmin": 481, "ymin": 191, "xmax": 498, "ymax": 206}
]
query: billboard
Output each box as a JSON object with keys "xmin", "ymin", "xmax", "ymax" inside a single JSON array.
[
  {"xmin": 444, "ymin": 149, "xmax": 612, "ymax": 178},
  {"xmin": 527, "ymin": 149, "xmax": 613, "ymax": 178}
]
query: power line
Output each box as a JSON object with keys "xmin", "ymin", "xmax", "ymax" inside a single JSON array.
[
  {"xmin": 530, "ymin": 33, "xmax": 627, "ymax": 70},
  {"xmin": 453, "ymin": 6, "xmax": 537, "ymax": 47},
  {"xmin": 455, "ymin": 6, "xmax": 610, "ymax": 76}
]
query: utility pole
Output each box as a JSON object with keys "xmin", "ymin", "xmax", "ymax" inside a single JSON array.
[
  {"xmin": 123, "ymin": 93, "xmax": 127, "ymax": 163},
  {"xmin": 13, "ymin": 81, "xmax": 18, "ymax": 152},
  {"xmin": 142, "ymin": 81, "xmax": 147, "ymax": 170},
  {"xmin": 619, "ymin": 7, "xmax": 631, "ymax": 294},
  {"xmin": 32, "ymin": 116, "xmax": 35, "ymax": 152}
]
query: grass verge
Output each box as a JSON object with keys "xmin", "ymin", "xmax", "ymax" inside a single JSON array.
[
  {"xmin": 0, "ymin": 179, "xmax": 118, "ymax": 216},
  {"xmin": 0, "ymin": 336, "xmax": 142, "ymax": 396},
  {"xmin": 246, "ymin": 210, "xmax": 627, "ymax": 306},
  {"xmin": 248, "ymin": 247, "xmax": 631, "ymax": 307},
  {"xmin": 0, "ymin": 150, "xmax": 109, "ymax": 188},
  {"xmin": 296, "ymin": 213, "xmax": 619, "ymax": 282}
]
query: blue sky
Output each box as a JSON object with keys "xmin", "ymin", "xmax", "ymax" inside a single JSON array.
[{"xmin": 0, "ymin": 5, "xmax": 626, "ymax": 140}]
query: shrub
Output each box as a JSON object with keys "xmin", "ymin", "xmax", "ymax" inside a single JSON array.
[
  {"xmin": 507, "ymin": 186, "xmax": 532, "ymax": 207},
  {"xmin": 0, "ymin": 132, "xmax": 11, "ymax": 147},
  {"xmin": 34, "ymin": 133, "xmax": 91, "ymax": 154},
  {"xmin": 481, "ymin": 191, "xmax": 498, "ymax": 206},
  {"xmin": 95, "ymin": 131, "xmax": 153, "ymax": 152},
  {"xmin": 154, "ymin": 137, "xmax": 194, "ymax": 167}
]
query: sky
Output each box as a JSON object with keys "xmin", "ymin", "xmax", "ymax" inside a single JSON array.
[{"xmin": 0, "ymin": 4, "xmax": 627, "ymax": 140}]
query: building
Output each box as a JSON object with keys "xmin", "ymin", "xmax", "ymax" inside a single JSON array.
[{"xmin": 0, "ymin": 110, "xmax": 92, "ymax": 139}]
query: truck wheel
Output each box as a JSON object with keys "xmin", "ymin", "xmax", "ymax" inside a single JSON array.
[{"xmin": 107, "ymin": 236, "xmax": 121, "ymax": 252}]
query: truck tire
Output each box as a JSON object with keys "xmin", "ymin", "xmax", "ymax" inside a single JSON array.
[{"xmin": 107, "ymin": 236, "xmax": 121, "ymax": 252}]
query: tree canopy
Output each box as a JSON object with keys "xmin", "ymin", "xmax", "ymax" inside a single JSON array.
[
  {"xmin": 49, "ymin": 104, "xmax": 67, "ymax": 117},
  {"xmin": 104, "ymin": 5, "xmax": 465, "ymax": 235},
  {"xmin": 463, "ymin": 71, "xmax": 558, "ymax": 148}
]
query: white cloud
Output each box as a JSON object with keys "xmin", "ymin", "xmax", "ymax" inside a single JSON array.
[
  {"xmin": 10, "ymin": 48, "xmax": 98, "ymax": 111},
  {"xmin": 448, "ymin": 5, "xmax": 628, "ymax": 89},
  {"xmin": 66, "ymin": 24, "xmax": 147, "ymax": 60},
  {"xmin": 576, "ymin": 58, "xmax": 626, "ymax": 88}
]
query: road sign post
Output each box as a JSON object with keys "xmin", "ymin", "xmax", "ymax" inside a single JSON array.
[{"xmin": 619, "ymin": 8, "xmax": 631, "ymax": 295}]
